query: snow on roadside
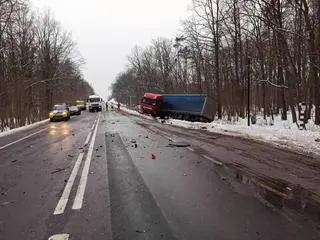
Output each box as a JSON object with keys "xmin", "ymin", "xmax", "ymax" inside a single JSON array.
[
  {"xmin": 0, "ymin": 119, "xmax": 49, "ymax": 138},
  {"xmin": 114, "ymin": 100, "xmax": 320, "ymax": 156},
  {"xmin": 164, "ymin": 116, "xmax": 320, "ymax": 156},
  {"xmin": 108, "ymin": 98, "xmax": 154, "ymax": 120}
]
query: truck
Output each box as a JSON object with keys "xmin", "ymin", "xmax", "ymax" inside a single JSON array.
[
  {"xmin": 87, "ymin": 95, "xmax": 103, "ymax": 112},
  {"xmin": 140, "ymin": 93, "xmax": 216, "ymax": 122}
]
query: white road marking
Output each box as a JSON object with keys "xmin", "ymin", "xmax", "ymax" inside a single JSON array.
[
  {"xmin": 0, "ymin": 128, "xmax": 46, "ymax": 150},
  {"xmin": 53, "ymin": 152, "xmax": 85, "ymax": 215},
  {"xmin": 90, "ymin": 119, "xmax": 97, "ymax": 131},
  {"xmin": 85, "ymin": 119, "xmax": 98, "ymax": 146},
  {"xmin": 84, "ymin": 131, "xmax": 93, "ymax": 146},
  {"xmin": 72, "ymin": 114, "xmax": 100, "ymax": 210},
  {"xmin": 48, "ymin": 233, "xmax": 69, "ymax": 240},
  {"xmin": 187, "ymin": 147, "xmax": 195, "ymax": 152},
  {"xmin": 202, "ymin": 154, "xmax": 223, "ymax": 166},
  {"xmin": 53, "ymin": 117, "xmax": 98, "ymax": 215}
]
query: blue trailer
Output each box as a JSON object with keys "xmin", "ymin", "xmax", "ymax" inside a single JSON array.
[{"xmin": 159, "ymin": 94, "xmax": 216, "ymax": 122}]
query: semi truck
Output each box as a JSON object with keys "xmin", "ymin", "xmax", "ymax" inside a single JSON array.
[
  {"xmin": 87, "ymin": 95, "xmax": 103, "ymax": 112},
  {"xmin": 140, "ymin": 93, "xmax": 216, "ymax": 122}
]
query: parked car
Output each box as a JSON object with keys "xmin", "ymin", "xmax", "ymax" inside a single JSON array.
[
  {"xmin": 69, "ymin": 106, "xmax": 81, "ymax": 116},
  {"xmin": 49, "ymin": 105, "xmax": 70, "ymax": 122},
  {"xmin": 76, "ymin": 100, "xmax": 86, "ymax": 111}
]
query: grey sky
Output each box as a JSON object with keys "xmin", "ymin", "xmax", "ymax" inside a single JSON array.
[{"xmin": 30, "ymin": 0, "xmax": 191, "ymax": 100}]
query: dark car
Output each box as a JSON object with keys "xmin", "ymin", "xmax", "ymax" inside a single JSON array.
[
  {"xmin": 69, "ymin": 106, "xmax": 81, "ymax": 116},
  {"xmin": 49, "ymin": 105, "xmax": 71, "ymax": 121}
]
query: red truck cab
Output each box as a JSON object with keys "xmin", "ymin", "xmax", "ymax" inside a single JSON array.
[{"xmin": 140, "ymin": 93, "xmax": 163, "ymax": 116}]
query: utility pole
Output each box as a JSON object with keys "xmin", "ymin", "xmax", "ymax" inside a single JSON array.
[{"xmin": 247, "ymin": 57, "xmax": 251, "ymax": 126}]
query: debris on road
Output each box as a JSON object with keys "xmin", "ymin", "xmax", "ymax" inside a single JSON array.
[
  {"xmin": 96, "ymin": 155, "xmax": 101, "ymax": 157},
  {"xmin": 134, "ymin": 143, "xmax": 137, "ymax": 148},
  {"xmin": 51, "ymin": 167, "xmax": 68, "ymax": 174},
  {"xmin": 145, "ymin": 135, "xmax": 149, "ymax": 138},
  {"xmin": 131, "ymin": 139, "xmax": 136, "ymax": 143},
  {"xmin": 315, "ymin": 138, "xmax": 320, "ymax": 142},
  {"xmin": 201, "ymin": 126, "xmax": 207, "ymax": 129},
  {"xmin": 11, "ymin": 160, "xmax": 18, "ymax": 163},
  {"xmin": 79, "ymin": 147, "xmax": 83, "ymax": 150},
  {"xmin": 67, "ymin": 154, "xmax": 73, "ymax": 158},
  {"xmin": 151, "ymin": 153, "xmax": 156, "ymax": 160},
  {"xmin": 168, "ymin": 142, "xmax": 190, "ymax": 147},
  {"xmin": 0, "ymin": 201, "xmax": 11, "ymax": 206},
  {"xmin": 136, "ymin": 229, "xmax": 148, "ymax": 234}
]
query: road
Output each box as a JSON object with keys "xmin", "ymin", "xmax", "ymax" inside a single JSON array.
[{"xmin": 0, "ymin": 110, "xmax": 319, "ymax": 240}]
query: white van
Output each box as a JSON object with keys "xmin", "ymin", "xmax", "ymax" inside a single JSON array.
[{"xmin": 87, "ymin": 95, "xmax": 103, "ymax": 112}]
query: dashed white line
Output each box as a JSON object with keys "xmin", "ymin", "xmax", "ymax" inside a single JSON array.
[
  {"xmin": 48, "ymin": 233, "xmax": 70, "ymax": 240},
  {"xmin": 72, "ymin": 114, "xmax": 100, "ymax": 210},
  {"xmin": 202, "ymin": 154, "xmax": 223, "ymax": 166},
  {"xmin": 0, "ymin": 128, "xmax": 47, "ymax": 150},
  {"xmin": 186, "ymin": 147, "xmax": 195, "ymax": 152},
  {"xmin": 53, "ymin": 152, "xmax": 85, "ymax": 215}
]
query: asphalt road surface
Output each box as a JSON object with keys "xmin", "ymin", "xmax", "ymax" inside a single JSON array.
[{"xmin": 0, "ymin": 110, "xmax": 319, "ymax": 240}]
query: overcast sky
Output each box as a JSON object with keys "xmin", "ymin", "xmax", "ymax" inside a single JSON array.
[{"xmin": 30, "ymin": 0, "xmax": 191, "ymax": 100}]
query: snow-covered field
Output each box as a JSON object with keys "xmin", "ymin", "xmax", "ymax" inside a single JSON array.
[
  {"xmin": 0, "ymin": 119, "xmax": 49, "ymax": 138},
  {"xmin": 109, "ymin": 98, "xmax": 320, "ymax": 156}
]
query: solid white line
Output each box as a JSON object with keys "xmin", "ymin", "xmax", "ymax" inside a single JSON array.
[
  {"xmin": 90, "ymin": 119, "xmax": 97, "ymax": 131},
  {"xmin": 53, "ymin": 152, "xmax": 85, "ymax": 215},
  {"xmin": 202, "ymin": 154, "xmax": 222, "ymax": 166},
  {"xmin": 0, "ymin": 128, "xmax": 46, "ymax": 150},
  {"xmin": 84, "ymin": 131, "xmax": 93, "ymax": 146},
  {"xmin": 48, "ymin": 233, "xmax": 70, "ymax": 240},
  {"xmin": 72, "ymin": 114, "xmax": 100, "ymax": 210},
  {"xmin": 187, "ymin": 147, "xmax": 195, "ymax": 152},
  {"xmin": 85, "ymin": 119, "xmax": 98, "ymax": 146}
]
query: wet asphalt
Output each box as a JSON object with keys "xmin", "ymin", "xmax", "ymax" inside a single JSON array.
[{"xmin": 0, "ymin": 110, "xmax": 319, "ymax": 240}]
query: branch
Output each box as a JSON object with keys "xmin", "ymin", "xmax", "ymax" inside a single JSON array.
[{"xmin": 260, "ymin": 79, "xmax": 288, "ymax": 89}]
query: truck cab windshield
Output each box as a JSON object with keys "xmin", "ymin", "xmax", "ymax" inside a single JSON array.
[
  {"xmin": 142, "ymin": 98, "xmax": 158, "ymax": 106},
  {"xmin": 89, "ymin": 98, "xmax": 101, "ymax": 102}
]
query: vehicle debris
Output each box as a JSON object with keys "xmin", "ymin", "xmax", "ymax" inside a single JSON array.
[
  {"xmin": 134, "ymin": 143, "xmax": 138, "ymax": 148},
  {"xmin": 51, "ymin": 167, "xmax": 68, "ymax": 174},
  {"xmin": 68, "ymin": 154, "xmax": 73, "ymax": 158},
  {"xmin": 136, "ymin": 229, "xmax": 148, "ymax": 234},
  {"xmin": 131, "ymin": 140, "xmax": 136, "ymax": 143},
  {"xmin": 151, "ymin": 153, "xmax": 156, "ymax": 160},
  {"xmin": 11, "ymin": 160, "xmax": 18, "ymax": 163},
  {"xmin": 0, "ymin": 201, "xmax": 11, "ymax": 206},
  {"xmin": 96, "ymin": 155, "xmax": 101, "ymax": 157},
  {"xmin": 315, "ymin": 138, "xmax": 320, "ymax": 142},
  {"xmin": 168, "ymin": 142, "xmax": 190, "ymax": 147}
]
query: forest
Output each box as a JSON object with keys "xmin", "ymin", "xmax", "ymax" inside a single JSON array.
[
  {"xmin": 0, "ymin": 0, "xmax": 94, "ymax": 131},
  {"xmin": 111, "ymin": 0, "xmax": 320, "ymax": 125}
]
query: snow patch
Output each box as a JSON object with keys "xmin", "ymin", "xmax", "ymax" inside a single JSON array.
[{"xmin": 0, "ymin": 119, "xmax": 49, "ymax": 138}]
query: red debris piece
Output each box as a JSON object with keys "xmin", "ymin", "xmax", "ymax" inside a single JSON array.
[{"xmin": 151, "ymin": 153, "xmax": 156, "ymax": 160}]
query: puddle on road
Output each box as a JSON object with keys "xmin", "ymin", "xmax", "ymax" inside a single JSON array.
[{"xmin": 215, "ymin": 162, "xmax": 320, "ymax": 221}]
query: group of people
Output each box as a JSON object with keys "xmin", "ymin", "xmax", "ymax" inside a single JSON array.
[{"xmin": 105, "ymin": 102, "xmax": 121, "ymax": 111}]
